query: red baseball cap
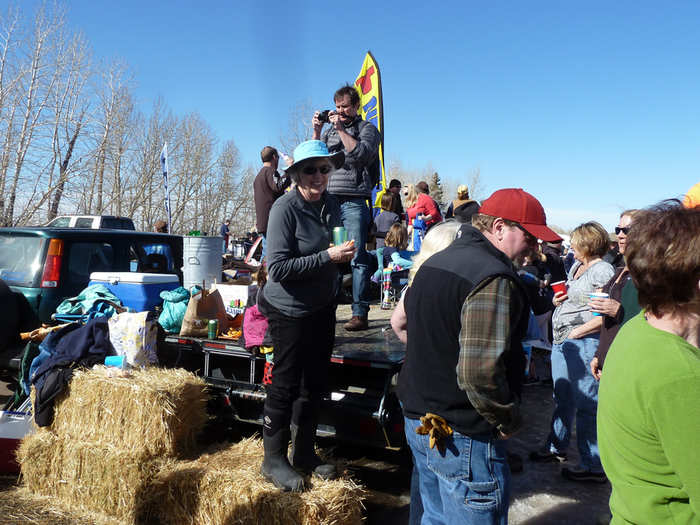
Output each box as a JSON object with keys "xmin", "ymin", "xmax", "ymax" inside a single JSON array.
[{"xmin": 479, "ymin": 188, "xmax": 562, "ymax": 242}]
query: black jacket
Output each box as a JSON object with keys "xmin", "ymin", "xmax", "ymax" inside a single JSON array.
[
  {"xmin": 32, "ymin": 318, "xmax": 114, "ymax": 426},
  {"xmin": 399, "ymin": 225, "xmax": 529, "ymax": 437}
]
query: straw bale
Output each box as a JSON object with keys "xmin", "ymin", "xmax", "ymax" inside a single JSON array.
[
  {"xmin": 51, "ymin": 366, "xmax": 208, "ymax": 458},
  {"xmin": 151, "ymin": 437, "xmax": 366, "ymax": 525},
  {"xmin": 17, "ymin": 428, "xmax": 161, "ymax": 523}
]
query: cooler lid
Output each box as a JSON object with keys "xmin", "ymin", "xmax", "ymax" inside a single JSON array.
[{"xmin": 89, "ymin": 272, "xmax": 179, "ymax": 284}]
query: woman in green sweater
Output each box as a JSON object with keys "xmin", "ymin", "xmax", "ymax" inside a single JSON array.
[{"xmin": 598, "ymin": 200, "xmax": 700, "ymax": 524}]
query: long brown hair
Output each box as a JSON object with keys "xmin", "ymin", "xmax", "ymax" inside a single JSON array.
[{"xmin": 385, "ymin": 223, "xmax": 408, "ymax": 250}]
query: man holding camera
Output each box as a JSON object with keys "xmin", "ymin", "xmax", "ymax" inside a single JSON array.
[{"xmin": 312, "ymin": 85, "xmax": 381, "ymax": 331}]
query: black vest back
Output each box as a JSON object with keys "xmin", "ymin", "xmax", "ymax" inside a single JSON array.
[{"xmin": 398, "ymin": 225, "xmax": 529, "ymax": 436}]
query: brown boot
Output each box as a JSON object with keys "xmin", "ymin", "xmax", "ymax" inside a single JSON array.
[{"xmin": 344, "ymin": 315, "xmax": 368, "ymax": 331}]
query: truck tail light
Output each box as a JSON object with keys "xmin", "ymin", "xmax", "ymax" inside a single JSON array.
[{"xmin": 40, "ymin": 239, "xmax": 64, "ymax": 288}]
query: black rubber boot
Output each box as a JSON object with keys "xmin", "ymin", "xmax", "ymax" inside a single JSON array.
[
  {"xmin": 261, "ymin": 428, "xmax": 305, "ymax": 492},
  {"xmin": 289, "ymin": 399, "xmax": 337, "ymax": 480}
]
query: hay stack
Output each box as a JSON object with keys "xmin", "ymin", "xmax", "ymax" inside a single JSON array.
[
  {"xmin": 51, "ymin": 366, "xmax": 208, "ymax": 458},
  {"xmin": 18, "ymin": 367, "xmax": 366, "ymax": 524},
  {"xmin": 150, "ymin": 437, "xmax": 365, "ymax": 525},
  {"xmin": 18, "ymin": 366, "xmax": 208, "ymax": 523},
  {"xmin": 17, "ymin": 428, "xmax": 160, "ymax": 523}
]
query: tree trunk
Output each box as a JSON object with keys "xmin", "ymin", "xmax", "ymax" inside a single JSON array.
[{"xmin": 49, "ymin": 120, "xmax": 82, "ymax": 220}]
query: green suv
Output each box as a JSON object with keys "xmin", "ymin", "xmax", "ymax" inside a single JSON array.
[{"xmin": 0, "ymin": 228, "xmax": 183, "ymax": 370}]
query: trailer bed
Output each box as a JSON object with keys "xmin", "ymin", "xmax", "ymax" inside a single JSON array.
[{"xmin": 161, "ymin": 304, "xmax": 406, "ymax": 449}]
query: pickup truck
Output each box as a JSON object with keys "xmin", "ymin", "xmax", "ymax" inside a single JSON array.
[
  {"xmin": 1, "ymin": 226, "xmax": 406, "ymax": 450},
  {"xmin": 45, "ymin": 215, "xmax": 136, "ymax": 230},
  {"xmin": 159, "ymin": 304, "xmax": 407, "ymax": 451}
]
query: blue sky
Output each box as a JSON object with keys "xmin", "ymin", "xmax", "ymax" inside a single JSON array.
[{"xmin": 28, "ymin": 1, "xmax": 700, "ymax": 230}]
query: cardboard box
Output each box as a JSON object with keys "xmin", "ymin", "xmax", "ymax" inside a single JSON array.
[{"xmin": 212, "ymin": 283, "xmax": 257, "ymax": 316}]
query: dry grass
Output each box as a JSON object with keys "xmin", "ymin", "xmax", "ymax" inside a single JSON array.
[
  {"xmin": 151, "ymin": 437, "xmax": 366, "ymax": 525},
  {"xmin": 0, "ymin": 485, "xmax": 121, "ymax": 525},
  {"xmin": 17, "ymin": 428, "xmax": 161, "ymax": 523},
  {"xmin": 50, "ymin": 366, "xmax": 208, "ymax": 458}
]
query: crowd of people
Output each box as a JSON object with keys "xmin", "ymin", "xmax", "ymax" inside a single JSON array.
[
  {"xmin": 0, "ymin": 67, "xmax": 694, "ymax": 523},
  {"xmin": 232, "ymin": 82, "xmax": 700, "ymax": 524}
]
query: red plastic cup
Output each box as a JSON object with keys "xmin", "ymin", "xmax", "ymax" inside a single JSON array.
[{"xmin": 551, "ymin": 281, "xmax": 567, "ymax": 296}]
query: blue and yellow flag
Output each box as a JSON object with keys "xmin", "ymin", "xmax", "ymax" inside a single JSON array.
[{"xmin": 354, "ymin": 51, "xmax": 385, "ymax": 212}]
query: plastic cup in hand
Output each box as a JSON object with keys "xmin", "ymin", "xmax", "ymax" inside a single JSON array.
[
  {"xmin": 551, "ymin": 281, "xmax": 567, "ymax": 296},
  {"xmin": 333, "ymin": 226, "xmax": 347, "ymax": 246},
  {"xmin": 589, "ymin": 292, "xmax": 609, "ymax": 315}
]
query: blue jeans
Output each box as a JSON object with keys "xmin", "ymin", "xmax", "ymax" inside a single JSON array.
[
  {"xmin": 261, "ymin": 234, "xmax": 267, "ymax": 260},
  {"xmin": 546, "ymin": 336, "xmax": 602, "ymax": 472},
  {"xmin": 339, "ymin": 197, "xmax": 371, "ymax": 317},
  {"xmin": 404, "ymin": 417, "xmax": 510, "ymax": 525}
]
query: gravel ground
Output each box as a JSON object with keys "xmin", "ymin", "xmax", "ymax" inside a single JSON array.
[
  {"xmin": 330, "ymin": 381, "xmax": 612, "ymax": 525},
  {"xmin": 507, "ymin": 382, "xmax": 611, "ymax": 524}
]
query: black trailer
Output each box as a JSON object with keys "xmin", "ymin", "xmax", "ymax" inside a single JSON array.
[{"xmin": 159, "ymin": 305, "xmax": 406, "ymax": 450}]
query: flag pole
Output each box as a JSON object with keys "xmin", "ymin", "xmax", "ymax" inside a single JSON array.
[{"xmin": 160, "ymin": 143, "xmax": 172, "ymax": 233}]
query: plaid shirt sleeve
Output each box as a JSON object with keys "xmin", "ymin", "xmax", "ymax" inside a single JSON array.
[{"xmin": 457, "ymin": 276, "xmax": 523, "ymax": 435}]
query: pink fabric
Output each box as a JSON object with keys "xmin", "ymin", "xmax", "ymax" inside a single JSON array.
[{"xmin": 243, "ymin": 304, "xmax": 268, "ymax": 348}]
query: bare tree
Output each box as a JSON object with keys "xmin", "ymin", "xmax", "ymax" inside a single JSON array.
[
  {"xmin": 210, "ymin": 139, "xmax": 245, "ymax": 234},
  {"xmin": 87, "ymin": 60, "xmax": 133, "ymax": 214},
  {"xmin": 46, "ymin": 32, "xmax": 92, "ymax": 221},
  {"xmin": 0, "ymin": 2, "xmax": 286, "ymax": 235},
  {"xmin": 1, "ymin": 4, "xmax": 66, "ymax": 225},
  {"xmin": 226, "ymin": 164, "xmax": 256, "ymax": 236},
  {"xmin": 466, "ymin": 167, "xmax": 486, "ymax": 203},
  {"xmin": 169, "ymin": 112, "xmax": 217, "ymax": 232},
  {"xmin": 279, "ymin": 98, "xmax": 314, "ymax": 156},
  {"xmin": 0, "ymin": 6, "xmax": 21, "ymax": 223},
  {"xmin": 127, "ymin": 97, "xmax": 177, "ymax": 230}
]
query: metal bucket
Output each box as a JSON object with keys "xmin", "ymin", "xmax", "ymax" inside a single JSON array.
[
  {"xmin": 232, "ymin": 241, "xmax": 245, "ymax": 260},
  {"xmin": 182, "ymin": 236, "xmax": 223, "ymax": 291}
]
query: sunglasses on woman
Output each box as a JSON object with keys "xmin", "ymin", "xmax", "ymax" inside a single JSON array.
[
  {"xmin": 301, "ymin": 164, "xmax": 332, "ymax": 175},
  {"xmin": 615, "ymin": 226, "xmax": 630, "ymax": 235}
]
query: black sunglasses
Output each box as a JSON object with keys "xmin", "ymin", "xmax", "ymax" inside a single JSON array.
[
  {"xmin": 513, "ymin": 222, "xmax": 537, "ymax": 242},
  {"xmin": 301, "ymin": 164, "xmax": 332, "ymax": 175},
  {"xmin": 615, "ymin": 226, "xmax": 630, "ymax": 235}
]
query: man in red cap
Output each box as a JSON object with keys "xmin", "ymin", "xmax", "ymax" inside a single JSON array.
[{"xmin": 397, "ymin": 188, "xmax": 561, "ymax": 524}]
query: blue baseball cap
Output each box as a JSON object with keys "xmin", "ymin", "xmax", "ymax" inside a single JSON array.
[{"xmin": 286, "ymin": 140, "xmax": 344, "ymax": 172}]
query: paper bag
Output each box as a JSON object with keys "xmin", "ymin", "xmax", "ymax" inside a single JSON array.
[{"xmin": 179, "ymin": 286, "xmax": 228, "ymax": 338}]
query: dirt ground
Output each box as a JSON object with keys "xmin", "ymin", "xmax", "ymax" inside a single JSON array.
[{"xmin": 331, "ymin": 380, "xmax": 612, "ymax": 525}]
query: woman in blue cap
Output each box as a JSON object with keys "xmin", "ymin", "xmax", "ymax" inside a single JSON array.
[{"xmin": 257, "ymin": 140, "xmax": 355, "ymax": 491}]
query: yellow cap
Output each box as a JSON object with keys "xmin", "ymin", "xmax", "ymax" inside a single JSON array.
[{"xmin": 683, "ymin": 181, "xmax": 700, "ymax": 208}]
